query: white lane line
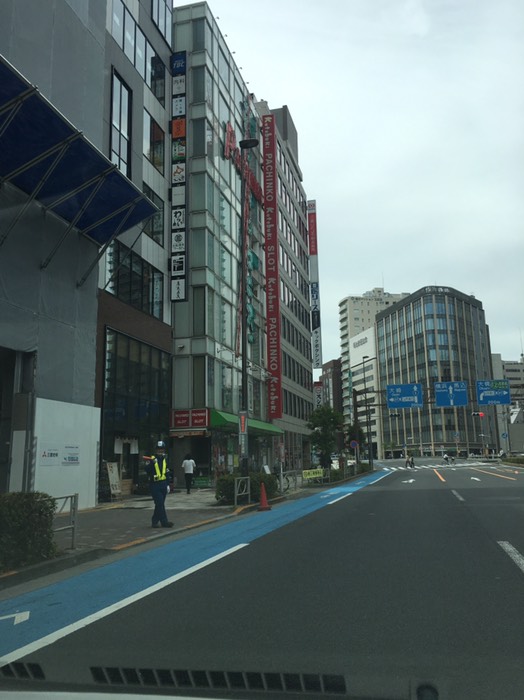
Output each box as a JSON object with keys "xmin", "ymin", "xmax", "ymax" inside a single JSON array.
[
  {"xmin": 328, "ymin": 493, "xmax": 352, "ymax": 505},
  {"xmin": 498, "ymin": 541, "xmax": 524, "ymax": 576},
  {"xmin": 0, "ymin": 544, "xmax": 247, "ymax": 666},
  {"xmin": 451, "ymin": 490, "xmax": 465, "ymax": 502}
]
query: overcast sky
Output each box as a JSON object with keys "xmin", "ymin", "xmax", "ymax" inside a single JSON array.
[{"xmin": 176, "ymin": 0, "xmax": 524, "ymax": 365}]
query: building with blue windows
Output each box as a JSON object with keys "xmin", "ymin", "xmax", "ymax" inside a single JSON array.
[{"xmin": 376, "ymin": 286, "xmax": 498, "ymax": 457}]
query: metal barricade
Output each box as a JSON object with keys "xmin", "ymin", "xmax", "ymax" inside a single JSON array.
[
  {"xmin": 275, "ymin": 469, "xmax": 301, "ymax": 493},
  {"xmin": 53, "ymin": 493, "xmax": 79, "ymax": 550},
  {"xmin": 234, "ymin": 477, "xmax": 251, "ymax": 507}
]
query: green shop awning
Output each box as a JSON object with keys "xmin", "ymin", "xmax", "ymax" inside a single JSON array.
[{"xmin": 209, "ymin": 409, "xmax": 283, "ymax": 436}]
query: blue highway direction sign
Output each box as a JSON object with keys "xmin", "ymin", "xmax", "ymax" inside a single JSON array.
[
  {"xmin": 434, "ymin": 381, "xmax": 468, "ymax": 408},
  {"xmin": 386, "ymin": 383, "xmax": 423, "ymax": 409},
  {"xmin": 476, "ymin": 379, "xmax": 511, "ymax": 406}
]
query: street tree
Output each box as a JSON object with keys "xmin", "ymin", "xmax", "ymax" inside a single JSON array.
[{"xmin": 307, "ymin": 405, "xmax": 343, "ymax": 469}]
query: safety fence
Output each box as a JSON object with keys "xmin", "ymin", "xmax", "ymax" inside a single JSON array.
[{"xmin": 53, "ymin": 493, "xmax": 78, "ymax": 550}]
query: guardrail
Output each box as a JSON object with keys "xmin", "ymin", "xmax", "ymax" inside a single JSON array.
[
  {"xmin": 274, "ymin": 469, "xmax": 302, "ymax": 493},
  {"xmin": 234, "ymin": 477, "xmax": 251, "ymax": 507},
  {"xmin": 53, "ymin": 493, "xmax": 78, "ymax": 550}
]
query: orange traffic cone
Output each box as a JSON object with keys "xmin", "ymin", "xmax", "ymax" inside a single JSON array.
[{"xmin": 258, "ymin": 481, "xmax": 271, "ymax": 511}]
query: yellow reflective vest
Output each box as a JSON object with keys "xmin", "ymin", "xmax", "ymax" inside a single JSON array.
[{"xmin": 146, "ymin": 456, "xmax": 167, "ymax": 482}]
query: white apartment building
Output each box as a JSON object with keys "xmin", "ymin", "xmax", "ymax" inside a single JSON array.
[
  {"xmin": 339, "ymin": 288, "xmax": 408, "ymax": 426},
  {"xmin": 492, "ymin": 353, "xmax": 524, "ymax": 454}
]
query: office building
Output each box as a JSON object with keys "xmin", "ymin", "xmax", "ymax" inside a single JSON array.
[
  {"xmin": 1, "ymin": 0, "xmax": 315, "ymax": 504},
  {"xmin": 0, "ymin": 0, "xmax": 163, "ymax": 505},
  {"xmin": 168, "ymin": 4, "xmax": 314, "ymax": 476},
  {"xmin": 491, "ymin": 353, "xmax": 524, "ymax": 454},
  {"xmin": 320, "ymin": 360, "xmax": 343, "ymax": 415},
  {"xmin": 340, "ymin": 288, "xmax": 409, "ymax": 427},
  {"xmin": 376, "ymin": 286, "xmax": 496, "ymax": 457},
  {"xmin": 348, "ymin": 332, "xmax": 379, "ymax": 460}
]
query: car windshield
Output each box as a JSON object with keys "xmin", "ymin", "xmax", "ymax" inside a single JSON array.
[{"xmin": 1, "ymin": 1, "xmax": 523, "ymax": 699}]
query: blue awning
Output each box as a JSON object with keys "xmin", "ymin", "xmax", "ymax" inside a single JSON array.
[{"xmin": 0, "ymin": 54, "xmax": 157, "ymax": 247}]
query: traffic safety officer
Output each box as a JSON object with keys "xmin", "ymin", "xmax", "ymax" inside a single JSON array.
[{"xmin": 144, "ymin": 441, "xmax": 173, "ymax": 528}]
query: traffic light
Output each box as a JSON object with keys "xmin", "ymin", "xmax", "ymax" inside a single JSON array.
[
  {"xmin": 471, "ymin": 412, "xmax": 485, "ymax": 417},
  {"xmin": 389, "ymin": 413, "xmax": 401, "ymax": 418}
]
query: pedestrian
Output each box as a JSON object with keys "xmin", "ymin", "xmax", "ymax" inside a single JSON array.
[
  {"xmin": 182, "ymin": 453, "xmax": 196, "ymax": 494},
  {"xmin": 443, "ymin": 453, "xmax": 449, "ymax": 465},
  {"xmin": 405, "ymin": 453, "xmax": 411, "ymax": 469},
  {"xmin": 410, "ymin": 455, "xmax": 415, "ymax": 469},
  {"xmin": 144, "ymin": 441, "xmax": 173, "ymax": 529}
]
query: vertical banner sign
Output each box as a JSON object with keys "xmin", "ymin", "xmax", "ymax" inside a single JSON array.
[
  {"xmin": 308, "ymin": 201, "xmax": 323, "ymax": 369},
  {"xmin": 262, "ymin": 114, "xmax": 282, "ymax": 419},
  {"xmin": 170, "ymin": 51, "xmax": 187, "ymax": 302},
  {"xmin": 313, "ymin": 381, "xmax": 323, "ymax": 409}
]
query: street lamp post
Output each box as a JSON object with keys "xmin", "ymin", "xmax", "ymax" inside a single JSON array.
[{"xmin": 239, "ymin": 138, "xmax": 259, "ymax": 476}]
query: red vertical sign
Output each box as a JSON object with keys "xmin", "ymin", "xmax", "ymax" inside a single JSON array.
[{"xmin": 262, "ymin": 115, "xmax": 282, "ymax": 419}]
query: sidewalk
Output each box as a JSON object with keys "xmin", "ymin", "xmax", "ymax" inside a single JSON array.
[
  {"xmin": 0, "ymin": 488, "xmax": 241, "ymax": 590},
  {"xmin": 0, "ymin": 481, "xmax": 331, "ymax": 590},
  {"xmin": 53, "ymin": 488, "xmax": 234, "ymax": 552}
]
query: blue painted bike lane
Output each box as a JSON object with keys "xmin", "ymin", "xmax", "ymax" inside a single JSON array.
[{"xmin": 0, "ymin": 470, "xmax": 390, "ymax": 663}]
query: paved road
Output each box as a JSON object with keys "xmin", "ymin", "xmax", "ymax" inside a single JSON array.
[{"xmin": 2, "ymin": 463, "xmax": 524, "ymax": 698}]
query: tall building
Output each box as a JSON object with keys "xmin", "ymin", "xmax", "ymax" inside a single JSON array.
[
  {"xmin": 340, "ymin": 288, "xmax": 409, "ymax": 427},
  {"xmin": 256, "ymin": 102, "xmax": 314, "ymax": 470},
  {"xmin": 0, "ymin": 0, "xmax": 163, "ymax": 505},
  {"xmin": 320, "ymin": 360, "xmax": 343, "ymax": 414},
  {"xmin": 491, "ymin": 353, "xmax": 524, "ymax": 454},
  {"xmin": 376, "ymin": 286, "xmax": 496, "ymax": 457},
  {"xmin": 0, "ymin": 0, "xmax": 315, "ymax": 504},
  {"xmin": 348, "ymin": 331, "xmax": 379, "ymax": 460},
  {"xmin": 168, "ymin": 3, "xmax": 314, "ymax": 476}
]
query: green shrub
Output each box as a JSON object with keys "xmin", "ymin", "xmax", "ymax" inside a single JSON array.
[
  {"xmin": 0, "ymin": 492, "xmax": 57, "ymax": 573},
  {"xmin": 215, "ymin": 472, "xmax": 278, "ymax": 504},
  {"xmin": 504, "ymin": 456, "xmax": 524, "ymax": 466}
]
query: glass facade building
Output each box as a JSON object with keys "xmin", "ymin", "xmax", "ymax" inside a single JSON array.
[
  {"xmin": 170, "ymin": 4, "xmax": 314, "ymax": 476},
  {"xmin": 377, "ymin": 286, "xmax": 496, "ymax": 457}
]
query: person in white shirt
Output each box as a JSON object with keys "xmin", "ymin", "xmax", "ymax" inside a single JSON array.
[{"xmin": 182, "ymin": 453, "xmax": 196, "ymax": 494}]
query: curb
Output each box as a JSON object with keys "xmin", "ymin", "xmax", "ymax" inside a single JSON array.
[
  {"xmin": 0, "ymin": 481, "xmax": 356, "ymax": 591},
  {"xmin": 0, "ymin": 509, "xmax": 238, "ymax": 591}
]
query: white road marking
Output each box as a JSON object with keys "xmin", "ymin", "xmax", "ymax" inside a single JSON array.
[
  {"xmin": 471, "ymin": 477, "xmax": 481, "ymax": 481},
  {"xmin": 451, "ymin": 490, "xmax": 465, "ymax": 502},
  {"xmin": 498, "ymin": 541, "xmax": 524, "ymax": 576},
  {"xmin": 328, "ymin": 493, "xmax": 352, "ymax": 505},
  {"xmin": 0, "ymin": 544, "xmax": 247, "ymax": 666},
  {"xmin": 0, "ymin": 612, "xmax": 30, "ymax": 626}
]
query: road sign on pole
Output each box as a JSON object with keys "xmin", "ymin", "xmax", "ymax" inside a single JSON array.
[
  {"xmin": 476, "ymin": 380, "xmax": 511, "ymax": 406},
  {"xmin": 434, "ymin": 381, "xmax": 468, "ymax": 407},
  {"xmin": 386, "ymin": 383, "xmax": 423, "ymax": 409},
  {"xmin": 238, "ymin": 411, "xmax": 248, "ymax": 457}
]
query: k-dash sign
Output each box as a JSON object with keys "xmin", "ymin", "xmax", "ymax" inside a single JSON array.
[
  {"xmin": 476, "ymin": 380, "xmax": 511, "ymax": 406},
  {"xmin": 386, "ymin": 383, "xmax": 423, "ymax": 409},
  {"xmin": 434, "ymin": 381, "xmax": 468, "ymax": 407}
]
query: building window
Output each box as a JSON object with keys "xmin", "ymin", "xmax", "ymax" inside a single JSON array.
[
  {"xmin": 123, "ymin": 7, "xmax": 135, "ymax": 62},
  {"xmin": 143, "ymin": 110, "xmax": 164, "ymax": 173},
  {"xmin": 147, "ymin": 48, "xmax": 165, "ymax": 106},
  {"xmin": 151, "ymin": 0, "xmax": 172, "ymax": 46},
  {"xmin": 111, "ymin": 71, "xmax": 131, "ymax": 177},
  {"xmin": 193, "ymin": 356, "xmax": 206, "ymax": 406},
  {"xmin": 103, "ymin": 329, "xmax": 170, "ymax": 465},
  {"xmin": 143, "ymin": 183, "xmax": 164, "ymax": 246},
  {"xmin": 107, "ymin": 240, "xmax": 164, "ymax": 320}
]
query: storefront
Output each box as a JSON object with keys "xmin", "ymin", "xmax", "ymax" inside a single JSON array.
[{"xmin": 170, "ymin": 408, "xmax": 283, "ymax": 485}]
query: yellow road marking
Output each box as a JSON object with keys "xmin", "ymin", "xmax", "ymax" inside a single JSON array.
[
  {"xmin": 471, "ymin": 468, "xmax": 517, "ymax": 481},
  {"xmin": 433, "ymin": 469, "xmax": 446, "ymax": 482},
  {"xmin": 111, "ymin": 538, "xmax": 147, "ymax": 550}
]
